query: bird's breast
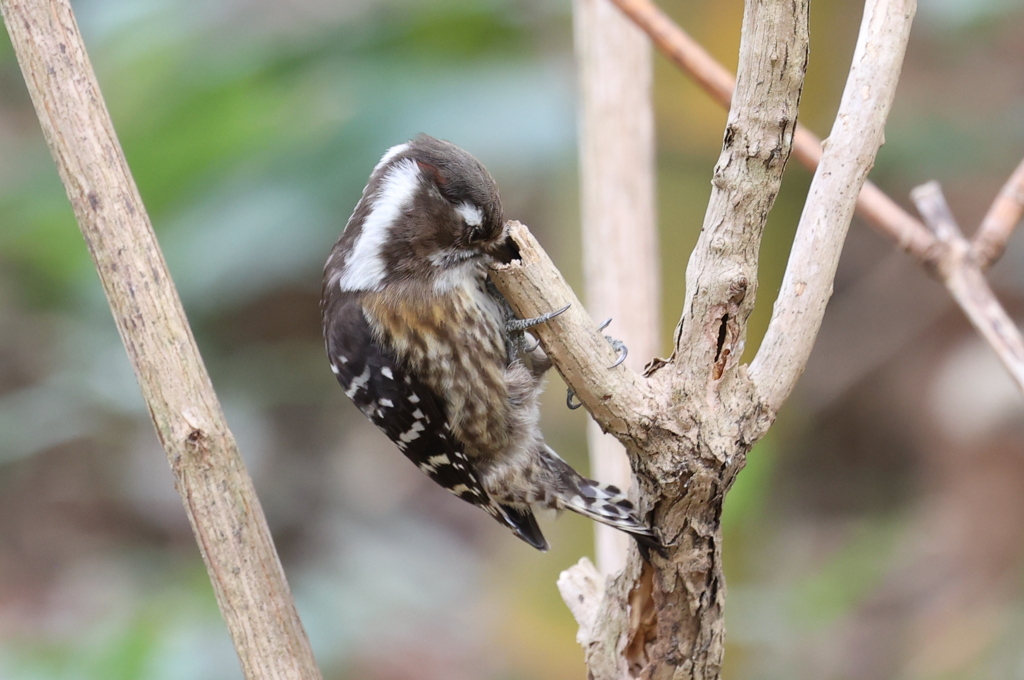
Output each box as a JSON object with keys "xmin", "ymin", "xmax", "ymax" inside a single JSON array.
[{"xmin": 362, "ymin": 279, "xmax": 513, "ymax": 459}]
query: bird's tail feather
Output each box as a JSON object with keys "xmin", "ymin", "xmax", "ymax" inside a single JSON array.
[{"xmin": 541, "ymin": 446, "xmax": 663, "ymax": 555}]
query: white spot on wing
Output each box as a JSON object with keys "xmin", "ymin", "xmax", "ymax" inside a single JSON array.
[
  {"xmin": 330, "ymin": 363, "xmax": 340, "ymax": 375},
  {"xmin": 380, "ymin": 367, "xmax": 393, "ymax": 379},
  {"xmin": 456, "ymin": 202, "xmax": 483, "ymax": 227},
  {"xmin": 399, "ymin": 422, "xmax": 424, "ymax": 443},
  {"xmin": 408, "ymin": 394, "xmax": 420, "ymax": 404},
  {"xmin": 379, "ymin": 398, "xmax": 394, "ymax": 407},
  {"xmin": 338, "ymin": 159, "xmax": 422, "ymax": 291},
  {"xmin": 344, "ymin": 365, "xmax": 371, "ymax": 398}
]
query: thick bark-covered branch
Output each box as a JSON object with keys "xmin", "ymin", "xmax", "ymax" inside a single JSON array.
[
  {"xmin": 0, "ymin": 2, "xmax": 320, "ymax": 678},
  {"xmin": 669, "ymin": 0, "xmax": 808, "ymax": 390},
  {"xmin": 496, "ymin": 1, "xmax": 811, "ymax": 678},
  {"xmin": 750, "ymin": 0, "xmax": 917, "ymax": 413}
]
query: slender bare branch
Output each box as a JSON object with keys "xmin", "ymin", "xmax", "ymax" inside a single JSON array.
[
  {"xmin": 912, "ymin": 181, "xmax": 1024, "ymax": 394},
  {"xmin": 973, "ymin": 156, "xmax": 1024, "ymax": 269},
  {"xmin": 608, "ymin": 0, "xmax": 937, "ymax": 264},
  {"xmin": 750, "ymin": 0, "xmax": 917, "ymax": 413},
  {"xmin": 573, "ymin": 0, "xmax": 660, "ymax": 574},
  {"xmin": 0, "ymin": 2, "xmax": 321, "ymax": 678},
  {"xmin": 607, "ymin": 0, "xmax": 735, "ymax": 106}
]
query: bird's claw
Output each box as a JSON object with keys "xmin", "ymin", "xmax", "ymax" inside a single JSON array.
[
  {"xmin": 566, "ymin": 388, "xmax": 583, "ymax": 410},
  {"xmin": 562, "ymin": 318, "xmax": 630, "ymax": 411},
  {"xmin": 598, "ymin": 318, "xmax": 628, "ymax": 368},
  {"xmin": 506, "ymin": 303, "xmax": 571, "ymax": 334}
]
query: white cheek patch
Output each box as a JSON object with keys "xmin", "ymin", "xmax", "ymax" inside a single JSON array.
[
  {"xmin": 338, "ymin": 158, "xmax": 421, "ymax": 292},
  {"xmin": 456, "ymin": 202, "xmax": 483, "ymax": 227}
]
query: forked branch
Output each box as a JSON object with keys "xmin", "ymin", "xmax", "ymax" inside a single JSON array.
[
  {"xmin": 612, "ymin": 0, "xmax": 1024, "ymax": 409},
  {"xmin": 912, "ymin": 182, "xmax": 1024, "ymax": 393},
  {"xmin": 609, "ymin": 0, "xmax": 936, "ymax": 264}
]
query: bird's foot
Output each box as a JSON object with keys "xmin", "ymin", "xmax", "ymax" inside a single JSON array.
[
  {"xmin": 506, "ymin": 303, "xmax": 570, "ymax": 334},
  {"xmin": 564, "ymin": 318, "xmax": 629, "ymax": 411},
  {"xmin": 597, "ymin": 318, "xmax": 628, "ymax": 368}
]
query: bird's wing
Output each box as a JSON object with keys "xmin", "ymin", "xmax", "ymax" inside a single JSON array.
[{"xmin": 323, "ymin": 290, "xmax": 549, "ymax": 550}]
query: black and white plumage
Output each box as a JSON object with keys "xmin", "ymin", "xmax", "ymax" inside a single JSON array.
[{"xmin": 321, "ymin": 134, "xmax": 659, "ymax": 552}]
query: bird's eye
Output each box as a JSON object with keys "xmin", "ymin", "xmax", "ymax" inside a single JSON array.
[{"xmin": 467, "ymin": 226, "xmax": 485, "ymax": 244}]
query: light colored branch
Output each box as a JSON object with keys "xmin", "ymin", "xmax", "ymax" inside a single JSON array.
[
  {"xmin": 973, "ymin": 156, "xmax": 1024, "ymax": 269},
  {"xmin": 556, "ymin": 557, "xmax": 605, "ymax": 643},
  {"xmin": 0, "ymin": 2, "xmax": 321, "ymax": 678},
  {"xmin": 489, "ymin": 222, "xmax": 656, "ymax": 443},
  {"xmin": 608, "ymin": 0, "xmax": 937, "ymax": 264},
  {"xmin": 573, "ymin": 0, "xmax": 660, "ymax": 574},
  {"xmin": 749, "ymin": 0, "xmax": 917, "ymax": 413},
  {"xmin": 911, "ymin": 181, "xmax": 1024, "ymax": 394}
]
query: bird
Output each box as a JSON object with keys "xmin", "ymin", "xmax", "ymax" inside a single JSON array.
[{"xmin": 321, "ymin": 134, "xmax": 660, "ymax": 553}]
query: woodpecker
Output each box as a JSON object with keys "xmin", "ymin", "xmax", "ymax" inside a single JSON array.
[{"xmin": 321, "ymin": 134, "xmax": 659, "ymax": 552}]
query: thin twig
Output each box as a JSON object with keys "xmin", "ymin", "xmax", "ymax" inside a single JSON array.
[
  {"xmin": 973, "ymin": 156, "xmax": 1024, "ymax": 269},
  {"xmin": 608, "ymin": 0, "xmax": 937, "ymax": 264},
  {"xmin": 750, "ymin": 0, "xmax": 917, "ymax": 413},
  {"xmin": 912, "ymin": 182, "xmax": 1024, "ymax": 394},
  {"xmin": 0, "ymin": 2, "xmax": 321, "ymax": 678}
]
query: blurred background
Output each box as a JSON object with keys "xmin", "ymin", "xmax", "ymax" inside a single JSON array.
[{"xmin": 0, "ymin": 0, "xmax": 1022, "ymax": 678}]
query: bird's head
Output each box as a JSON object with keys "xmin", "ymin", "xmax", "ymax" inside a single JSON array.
[{"xmin": 328, "ymin": 134, "xmax": 514, "ymax": 293}]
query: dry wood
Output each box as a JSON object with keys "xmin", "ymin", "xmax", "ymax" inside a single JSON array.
[
  {"xmin": 499, "ymin": 0, "xmax": 814, "ymax": 675},
  {"xmin": 612, "ymin": 0, "xmax": 1024, "ymax": 420},
  {"xmin": 495, "ymin": 1, "xmax": 921, "ymax": 677},
  {"xmin": 973, "ymin": 156, "xmax": 1024, "ymax": 269},
  {"xmin": 912, "ymin": 182, "xmax": 1024, "ymax": 394},
  {"xmin": 573, "ymin": 0, "xmax": 661, "ymax": 574},
  {"xmin": 0, "ymin": 2, "xmax": 321, "ymax": 678},
  {"xmin": 750, "ymin": 0, "xmax": 917, "ymax": 412},
  {"xmin": 607, "ymin": 0, "xmax": 937, "ymax": 264},
  {"xmin": 491, "ymin": 222, "xmax": 656, "ymax": 437}
]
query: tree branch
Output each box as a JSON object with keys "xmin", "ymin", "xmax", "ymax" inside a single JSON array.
[
  {"xmin": 749, "ymin": 0, "xmax": 917, "ymax": 413},
  {"xmin": 608, "ymin": 0, "xmax": 938, "ymax": 265},
  {"xmin": 615, "ymin": 0, "xmax": 1024, "ymax": 416},
  {"xmin": 911, "ymin": 181, "xmax": 1024, "ymax": 394},
  {"xmin": 490, "ymin": 222, "xmax": 656, "ymax": 445},
  {"xmin": 669, "ymin": 0, "xmax": 809, "ymax": 391},
  {"xmin": 0, "ymin": 2, "xmax": 321, "ymax": 678},
  {"xmin": 494, "ymin": 2, "xmax": 811, "ymax": 677},
  {"xmin": 973, "ymin": 156, "xmax": 1024, "ymax": 269}
]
